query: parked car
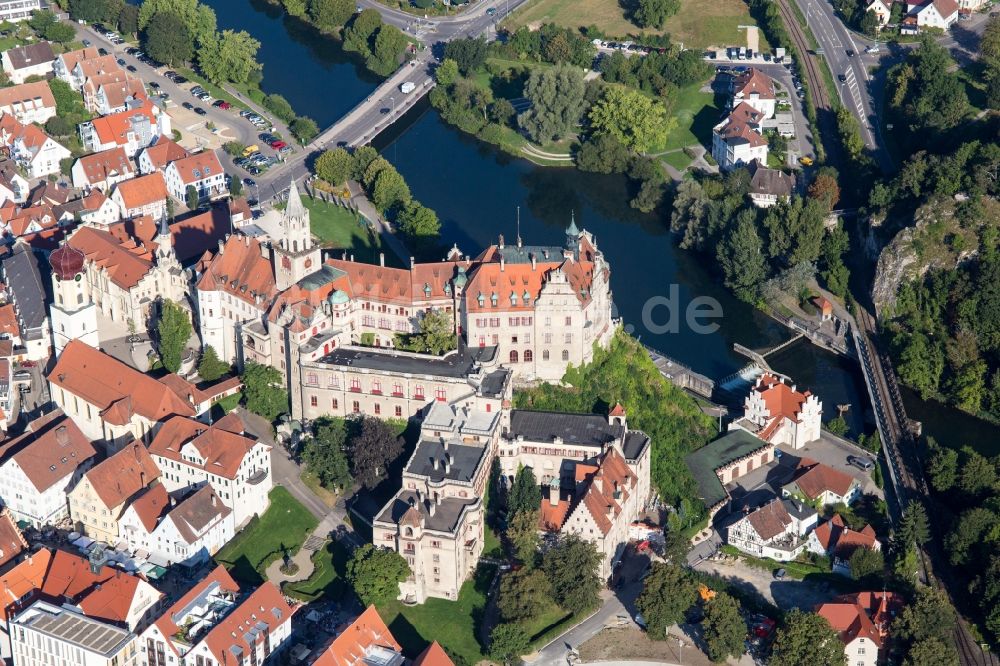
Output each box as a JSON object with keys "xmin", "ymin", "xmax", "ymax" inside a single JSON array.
[
  {"xmin": 20, "ymin": 360, "xmax": 35, "ymax": 368},
  {"xmin": 82, "ymin": 39, "xmax": 91, "ymax": 46},
  {"xmin": 848, "ymin": 456, "xmax": 875, "ymax": 472},
  {"xmin": 773, "ymin": 568, "xmax": 786, "ymax": 580},
  {"xmin": 838, "ymin": 73, "xmax": 847, "ymax": 82},
  {"xmin": 127, "ymin": 65, "xmax": 137, "ymax": 72},
  {"xmin": 182, "ymin": 101, "xmax": 194, "ymax": 110},
  {"xmin": 243, "ymin": 177, "xmax": 256, "ymax": 187},
  {"xmin": 846, "ymin": 49, "xmax": 855, "ymax": 57},
  {"xmin": 117, "ymin": 58, "xmax": 126, "ymax": 66},
  {"xmin": 173, "ymin": 76, "xmax": 187, "ymax": 84},
  {"xmin": 486, "ymin": 6, "xmax": 496, "ymax": 15},
  {"xmin": 159, "ymin": 92, "xmax": 170, "ymax": 99},
  {"xmin": 270, "ymin": 140, "xmax": 287, "ymax": 150},
  {"xmin": 194, "ymin": 107, "xmax": 207, "ymax": 116},
  {"xmin": 13, "ymin": 370, "xmax": 30, "ymax": 380},
  {"xmin": 213, "ymin": 100, "xmax": 231, "ymax": 110},
  {"xmin": 98, "ymin": 47, "xmax": 109, "ymax": 56},
  {"xmin": 149, "ymin": 82, "xmax": 160, "ymax": 90},
  {"xmin": 259, "ymin": 133, "xmax": 278, "ymax": 142}
]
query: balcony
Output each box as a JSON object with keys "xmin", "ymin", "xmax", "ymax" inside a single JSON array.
[
  {"xmin": 371, "ymin": 389, "xmax": 382, "ymax": 395},
  {"xmin": 247, "ymin": 469, "xmax": 269, "ymax": 485},
  {"xmin": 349, "ymin": 386, "xmax": 361, "ymax": 393},
  {"xmin": 392, "ymin": 392, "xmax": 404, "ymax": 398}
]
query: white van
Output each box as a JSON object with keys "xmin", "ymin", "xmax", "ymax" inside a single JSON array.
[{"xmin": 400, "ymin": 81, "xmax": 416, "ymax": 94}]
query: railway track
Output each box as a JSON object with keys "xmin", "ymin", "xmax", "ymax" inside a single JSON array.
[{"xmin": 775, "ymin": 0, "xmax": 830, "ymax": 113}]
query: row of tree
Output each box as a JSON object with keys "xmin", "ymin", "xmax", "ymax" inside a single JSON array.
[
  {"xmin": 301, "ymin": 415, "xmax": 405, "ymax": 492},
  {"xmin": 313, "ymin": 145, "xmax": 442, "ymax": 249}
]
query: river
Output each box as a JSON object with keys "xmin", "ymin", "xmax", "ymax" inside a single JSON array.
[{"xmin": 204, "ymin": 0, "xmax": 999, "ymax": 449}]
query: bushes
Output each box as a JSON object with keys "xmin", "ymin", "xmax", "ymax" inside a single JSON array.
[{"xmin": 263, "ymin": 94, "xmax": 296, "ymax": 123}]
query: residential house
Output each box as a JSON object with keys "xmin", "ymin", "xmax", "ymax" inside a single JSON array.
[
  {"xmin": 58, "ymin": 52, "xmax": 122, "ymax": 92},
  {"xmin": 0, "ymin": 159, "xmax": 29, "ymax": 205},
  {"xmin": 748, "ymin": 161, "xmax": 796, "ymax": 208},
  {"xmin": 782, "ymin": 458, "xmax": 862, "ymax": 506},
  {"xmin": 0, "ymin": 0, "xmax": 41, "ymax": 22},
  {"xmin": 807, "ymin": 514, "xmax": 881, "ymax": 576},
  {"xmin": 79, "ymin": 101, "xmax": 169, "ymax": 156},
  {"xmin": 0, "ymin": 508, "xmax": 27, "ymax": 571},
  {"xmin": 0, "ymin": 113, "xmax": 70, "ymax": 179},
  {"xmin": 866, "ymin": 0, "xmax": 892, "ymax": 26},
  {"xmin": 83, "ymin": 73, "xmax": 146, "ymax": 116},
  {"xmin": 118, "ymin": 484, "xmax": 234, "ymax": 568},
  {"xmin": 725, "ymin": 497, "xmax": 818, "ymax": 560},
  {"xmin": 137, "ymin": 138, "xmax": 189, "ymax": 175},
  {"xmin": 685, "ymin": 430, "xmax": 776, "ymax": 517},
  {"xmin": 52, "ymin": 47, "xmax": 101, "ymax": 87},
  {"xmin": 78, "ymin": 190, "xmax": 122, "ymax": 228},
  {"xmin": 112, "ymin": 172, "xmax": 170, "ymax": 222},
  {"xmin": 68, "ymin": 441, "xmax": 162, "ymax": 543},
  {"xmin": 312, "ymin": 605, "xmax": 405, "ymax": 666},
  {"xmin": 909, "ymin": 0, "xmax": 958, "ymax": 28},
  {"xmin": 3, "ymin": 203, "xmax": 58, "ymax": 239},
  {"xmin": 1, "ymin": 240, "xmax": 50, "ymax": 360},
  {"xmin": 0, "ymin": 549, "xmax": 51, "ymax": 662},
  {"xmin": 730, "ymin": 373, "xmax": 822, "ymax": 449},
  {"xmin": 0, "ymin": 81, "xmax": 57, "ymax": 125},
  {"xmin": 1, "ymin": 42, "xmax": 55, "ymax": 84},
  {"xmin": 712, "ymin": 102, "xmax": 769, "ymax": 171},
  {"xmin": 374, "ymin": 402, "xmax": 499, "ymax": 603},
  {"xmin": 164, "ymin": 150, "xmax": 227, "ymax": 203},
  {"xmin": 0, "ymin": 410, "xmax": 97, "ymax": 528},
  {"xmin": 9, "ymin": 601, "xmax": 141, "ymax": 666},
  {"xmin": 148, "ymin": 412, "xmax": 272, "ymax": 528},
  {"xmin": 139, "ymin": 574, "xmax": 295, "ymax": 666},
  {"xmin": 817, "ymin": 592, "xmax": 902, "ymax": 666},
  {"xmin": 72, "ymin": 147, "xmax": 136, "ymax": 193},
  {"xmin": 414, "ymin": 642, "xmax": 455, "ymax": 666},
  {"xmin": 49, "ymin": 341, "xmax": 196, "ymax": 449},
  {"xmin": 731, "ymin": 68, "xmax": 776, "ymax": 118}
]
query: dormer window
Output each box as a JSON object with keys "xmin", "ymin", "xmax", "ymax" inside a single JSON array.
[
  {"xmin": 423, "ymin": 283, "xmax": 431, "ymax": 296},
  {"xmin": 510, "ymin": 292, "xmax": 517, "ymax": 306},
  {"xmin": 193, "ymin": 169, "xmax": 201, "ymax": 179},
  {"xmin": 490, "ymin": 293, "xmax": 498, "ymax": 307},
  {"xmin": 523, "ymin": 290, "xmax": 531, "ymax": 305},
  {"xmin": 477, "ymin": 292, "xmax": 484, "ymax": 307}
]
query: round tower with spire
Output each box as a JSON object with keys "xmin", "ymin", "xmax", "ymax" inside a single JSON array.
[
  {"xmin": 273, "ymin": 179, "xmax": 321, "ymax": 290},
  {"xmin": 49, "ymin": 241, "xmax": 99, "ymax": 353}
]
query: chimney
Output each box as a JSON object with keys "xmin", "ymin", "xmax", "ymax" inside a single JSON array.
[
  {"xmin": 169, "ymin": 495, "xmax": 176, "ymax": 507},
  {"xmin": 431, "ymin": 457, "xmax": 438, "ymax": 471},
  {"xmin": 217, "ymin": 239, "xmax": 224, "ymax": 254},
  {"xmin": 211, "ymin": 492, "xmax": 217, "ymax": 507},
  {"xmin": 444, "ymin": 454, "xmax": 451, "ymax": 474},
  {"xmin": 379, "ymin": 252, "xmax": 385, "ymax": 267},
  {"xmin": 428, "ymin": 501, "xmax": 436, "ymax": 517},
  {"xmin": 499, "ymin": 254, "xmax": 505, "ymax": 272},
  {"xmin": 549, "ymin": 484, "xmax": 560, "ymax": 507},
  {"xmin": 498, "ymin": 234, "xmax": 504, "ymax": 250},
  {"xmin": 56, "ymin": 425, "xmax": 69, "ymax": 446},
  {"xmin": 443, "ymin": 439, "xmax": 449, "ymax": 452},
  {"xmin": 530, "ymin": 253, "xmax": 536, "ymax": 271},
  {"xmin": 410, "ymin": 256, "xmax": 415, "ymax": 269},
  {"xmin": 139, "ymin": 471, "xmax": 146, "ymax": 487}
]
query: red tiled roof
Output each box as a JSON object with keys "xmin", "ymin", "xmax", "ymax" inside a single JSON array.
[
  {"xmin": 414, "ymin": 641, "xmax": 455, "ymax": 666},
  {"xmin": 169, "ymin": 150, "xmax": 223, "ymax": 185},
  {"xmin": 149, "ymin": 413, "xmax": 263, "ymax": 480},
  {"xmin": 733, "ymin": 68, "xmax": 775, "ymax": 101},
  {"xmin": 41, "ymin": 548, "xmax": 158, "ymax": 626},
  {"xmin": 202, "ymin": 582, "xmax": 294, "ymax": 665},
  {"xmin": 0, "ymin": 508, "xmax": 28, "ymax": 570},
  {"xmin": 87, "ymin": 100, "xmax": 158, "ymax": 147},
  {"xmin": 196, "ymin": 234, "xmax": 278, "ymax": 308},
  {"xmin": 81, "ymin": 442, "xmax": 161, "ymax": 510},
  {"xmin": 49, "ymin": 340, "xmax": 195, "ymax": 426},
  {"xmin": 67, "ymin": 224, "xmax": 153, "ymax": 290},
  {"xmin": 141, "ymin": 139, "xmax": 189, "ymax": 171},
  {"xmin": 0, "ymin": 304, "xmax": 18, "ymax": 338},
  {"xmin": 0, "ymin": 81, "xmax": 56, "ymax": 113},
  {"xmin": 745, "ymin": 499, "xmax": 792, "ymax": 541},
  {"xmin": 0, "ymin": 548, "xmax": 51, "ymax": 621},
  {"xmin": 151, "ymin": 565, "xmax": 240, "ymax": 656},
  {"xmin": 754, "ymin": 373, "xmax": 811, "ymax": 424},
  {"xmin": 715, "ymin": 102, "xmax": 768, "ymax": 149},
  {"xmin": 575, "ymin": 448, "xmax": 637, "ymax": 536},
  {"xmin": 129, "ymin": 484, "xmax": 170, "ymax": 532},
  {"xmin": 115, "ymin": 171, "xmax": 168, "ymax": 211},
  {"xmin": 76, "ymin": 147, "xmax": 134, "ymax": 187},
  {"xmin": 313, "ymin": 605, "xmax": 402, "ymax": 666},
  {"xmin": 816, "ymin": 591, "xmax": 901, "ymax": 649},
  {"xmin": 0, "ymin": 409, "xmax": 97, "ymax": 493},
  {"xmin": 791, "ymin": 459, "xmax": 856, "ymax": 499}
]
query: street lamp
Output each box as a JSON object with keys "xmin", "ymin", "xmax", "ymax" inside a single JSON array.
[{"xmin": 390, "ymin": 96, "xmax": 396, "ymax": 116}]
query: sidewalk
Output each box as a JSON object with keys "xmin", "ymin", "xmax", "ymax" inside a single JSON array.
[
  {"xmin": 347, "ymin": 181, "xmax": 412, "ymax": 264},
  {"xmin": 264, "ymin": 513, "xmax": 340, "ymax": 583}
]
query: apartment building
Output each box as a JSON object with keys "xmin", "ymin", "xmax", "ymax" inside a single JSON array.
[{"xmin": 10, "ymin": 601, "xmax": 140, "ymax": 666}]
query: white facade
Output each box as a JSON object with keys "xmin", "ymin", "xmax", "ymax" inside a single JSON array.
[
  {"xmin": 913, "ymin": 0, "xmax": 958, "ymax": 27},
  {"xmin": 11, "ymin": 602, "xmax": 140, "ymax": 666},
  {"xmin": 0, "ymin": 457, "xmax": 92, "ymax": 528},
  {"xmin": 0, "ymin": 0, "xmax": 41, "ymax": 22},
  {"xmin": 733, "ymin": 373, "xmax": 822, "ymax": 449},
  {"xmin": 163, "ymin": 154, "xmax": 228, "ymax": 202},
  {"xmin": 80, "ymin": 195, "xmax": 122, "ymax": 228},
  {"xmin": 725, "ymin": 499, "xmax": 818, "ymax": 561}
]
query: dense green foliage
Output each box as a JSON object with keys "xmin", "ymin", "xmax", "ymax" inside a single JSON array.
[
  {"xmin": 769, "ymin": 610, "xmax": 845, "ymax": 666},
  {"xmin": 394, "ymin": 309, "xmax": 455, "ymax": 355},
  {"xmin": 345, "ymin": 416, "xmax": 404, "ymax": 488},
  {"xmin": 508, "ymin": 466, "xmax": 542, "ymax": 516},
  {"xmin": 488, "ymin": 623, "xmax": 529, "ymax": 665},
  {"xmin": 541, "ymin": 534, "xmax": 602, "ymax": 613},
  {"xmin": 636, "ymin": 561, "xmax": 697, "ymax": 638},
  {"xmin": 197, "ymin": 345, "xmax": 230, "ymax": 381},
  {"xmin": 514, "ymin": 330, "xmax": 715, "ymax": 506},
  {"xmin": 518, "ymin": 65, "xmax": 586, "ymax": 143},
  {"xmin": 346, "ymin": 544, "xmax": 409, "ymax": 605},
  {"xmin": 240, "ymin": 361, "xmax": 289, "ymax": 421},
  {"xmin": 198, "ymin": 30, "xmax": 262, "ymax": 85},
  {"xmin": 702, "ymin": 593, "xmax": 745, "ymax": 662},
  {"xmin": 588, "ymin": 86, "xmax": 671, "ymax": 152},
  {"xmin": 302, "ymin": 417, "xmax": 352, "ymax": 492},
  {"xmin": 598, "ymin": 48, "xmax": 712, "ymax": 96},
  {"xmin": 497, "ymin": 568, "xmax": 550, "ymax": 622},
  {"xmin": 156, "ymin": 299, "xmax": 191, "ymax": 373},
  {"xmin": 501, "ymin": 24, "xmax": 596, "ymax": 68},
  {"xmin": 144, "ymin": 11, "xmax": 194, "ymax": 65}
]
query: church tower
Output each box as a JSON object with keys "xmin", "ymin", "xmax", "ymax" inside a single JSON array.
[
  {"xmin": 49, "ymin": 242, "xmax": 98, "ymax": 354},
  {"xmin": 273, "ymin": 180, "xmax": 321, "ymax": 291}
]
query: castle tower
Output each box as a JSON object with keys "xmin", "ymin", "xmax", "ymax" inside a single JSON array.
[
  {"xmin": 154, "ymin": 215, "xmax": 180, "ymax": 271},
  {"xmin": 49, "ymin": 243, "xmax": 99, "ymax": 354},
  {"xmin": 274, "ymin": 180, "xmax": 321, "ymax": 291}
]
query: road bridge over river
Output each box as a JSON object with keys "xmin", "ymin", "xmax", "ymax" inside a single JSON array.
[{"xmin": 256, "ymin": 0, "xmax": 531, "ymax": 198}]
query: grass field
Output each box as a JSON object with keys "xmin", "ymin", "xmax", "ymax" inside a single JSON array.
[
  {"xmin": 659, "ymin": 82, "xmax": 720, "ymax": 152},
  {"xmin": 283, "ymin": 539, "xmax": 351, "ymax": 602},
  {"xmin": 378, "ymin": 564, "xmax": 495, "ymax": 664},
  {"xmin": 300, "ymin": 469, "xmax": 338, "ymax": 508},
  {"xmin": 508, "ymin": 0, "xmax": 768, "ymax": 50},
  {"xmin": 661, "ymin": 150, "xmax": 694, "ymax": 172},
  {"xmin": 304, "ymin": 197, "xmax": 385, "ymax": 260},
  {"xmin": 214, "ymin": 487, "xmax": 318, "ymax": 585}
]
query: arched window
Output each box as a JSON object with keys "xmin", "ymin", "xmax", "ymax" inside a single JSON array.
[
  {"xmin": 524, "ymin": 350, "xmax": 533, "ymax": 362},
  {"xmin": 510, "ymin": 350, "xmax": 518, "ymax": 363}
]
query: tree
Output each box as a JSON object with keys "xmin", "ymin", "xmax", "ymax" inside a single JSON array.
[
  {"xmin": 809, "ymin": 168, "xmax": 841, "ymax": 209},
  {"xmin": 370, "ymin": 166, "xmax": 410, "ymax": 212},
  {"xmin": 43, "ymin": 21, "xmax": 77, "ymax": 43},
  {"xmin": 509, "ymin": 466, "xmax": 541, "ymax": 515},
  {"xmin": 223, "ymin": 141, "xmax": 247, "ymax": 156},
  {"xmin": 68, "ymin": 0, "xmax": 124, "ymax": 24},
  {"xmin": 45, "ymin": 116, "xmax": 73, "ymax": 137},
  {"xmin": 302, "ymin": 417, "xmax": 352, "ymax": 491},
  {"xmin": 488, "ymin": 623, "xmax": 529, "ymax": 665},
  {"xmin": 895, "ymin": 587, "xmax": 956, "ymax": 644},
  {"xmin": 860, "ymin": 9, "xmax": 880, "ymax": 37},
  {"xmin": 197, "ymin": 345, "xmax": 230, "ymax": 381},
  {"xmin": 588, "ymin": 86, "xmax": 671, "ymax": 152},
  {"xmin": 366, "ymin": 24, "xmax": 407, "ymax": 76},
  {"xmin": 144, "ymin": 12, "xmax": 194, "ymax": 66},
  {"xmin": 634, "ymin": 0, "xmax": 679, "ymax": 29},
  {"xmin": 308, "ymin": 0, "xmax": 353, "ymax": 31},
  {"xmin": 346, "ymin": 416, "xmax": 403, "ymax": 488},
  {"xmin": 263, "ymin": 94, "xmax": 296, "ymax": 122},
  {"xmin": 508, "ymin": 509, "xmax": 541, "ymax": 566},
  {"xmin": 636, "ymin": 561, "xmax": 697, "ymax": 638},
  {"xmin": 240, "ymin": 361, "xmax": 288, "ymax": 421},
  {"xmin": 945, "ymin": 507, "xmax": 999, "ymax": 566},
  {"xmin": 396, "ymin": 308, "xmax": 454, "ymax": 354},
  {"xmin": 982, "ymin": 16, "xmax": 1000, "ymax": 60},
  {"xmin": 576, "ymin": 133, "xmax": 630, "ymax": 174},
  {"xmin": 904, "ymin": 637, "xmax": 959, "ymax": 666},
  {"xmin": 769, "ymin": 610, "xmax": 846, "ymax": 666},
  {"xmin": 198, "ymin": 30, "xmax": 262, "ymax": 85},
  {"xmin": 435, "ymin": 58, "xmax": 460, "ymax": 86},
  {"xmin": 717, "ymin": 210, "xmax": 767, "ymax": 303},
  {"xmin": 498, "ymin": 567, "xmax": 550, "ymax": 621},
  {"xmin": 138, "ymin": 0, "xmax": 216, "ymax": 44},
  {"xmin": 343, "ymin": 8, "xmax": 382, "ymax": 57},
  {"xmin": 925, "ymin": 441, "xmax": 958, "ymax": 492},
  {"xmin": 518, "ymin": 64, "xmax": 586, "ymax": 143},
  {"xmin": 958, "ymin": 446, "xmax": 997, "ymax": 496},
  {"xmin": 702, "ymin": 592, "xmax": 745, "ymax": 662},
  {"xmin": 314, "ymin": 148, "xmax": 353, "ymax": 186},
  {"xmin": 897, "ymin": 502, "xmax": 930, "ymax": 548},
  {"xmin": 118, "ymin": 3, "xmax": 139, "ymax": 34},
  {"xmin": 396, "ymin": 200, "xmax": 440, "ymax": 242},
  {"xmin": 346, "ymin": 544, "xmax": 408, "ymax": 605},
  {"xmin": 826, "ymin": 415, "xmax": 849, "ymax": 436},
  {"xmin": 489, "ymin": 98, "xmax": 516, "ymax": 126},
  {"xmin": 542, "ymin": 534, "xmax": 602, "ymax": 613},
  {"xmin": 848, "ymin": 547, "xmax": 884, "ymax": 580},
  {"xmin": 444, "ymin": 37, "xmax": 487, "ymax": 75},
  {"xmin": 290, "ymin": 116, "xmax": 319, "ymax": 144},
  {"xmin": 350, "ymin": 145, "xmax": 379, "ymax": 180},
  {"xmin": 185, "ymin": 185, "xmax": 199, "ymax": 210},
  {"xmin": 156, "ymin": 299, "xmax": 191, "ymax": 373}
]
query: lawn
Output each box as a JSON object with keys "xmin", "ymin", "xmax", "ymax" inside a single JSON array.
[
  {"xmin": 304, "ymin": 197, "xmax": 386, "ymax": 262},
  {"xmin": 214, "ymin": 392, "xmax": 241, "ymax": 414},
  {"xmin": 300, "ymin": 469, "xmax": 338, "ymax": 508},
  {"xmin": 658, "ymin": 82, "xmax": 720, "ymax": 152},
  {"xmin": 661, "ymin": 150, "xmax": 694, "ymax": 172},
  {"xmin": 378, "ymin": 564, "xmax": 495, "ymax": 664},
  {"xmin": 508, "ymin": 0, "xmax": 768, "ymax": 50},
  {"xmin": 283, "ymin": 539, "xmax": 351, "ymax": 602},
  {"xmin": 214, "ymin": 487, "xmax": 318, "ymax": 585}
]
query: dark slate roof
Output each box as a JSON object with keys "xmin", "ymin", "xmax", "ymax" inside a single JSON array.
[
  {"xmin": 685, "ymin": 430, "xmax": 771, "ymax": 509},
  {"xmin": 376, "ymin": 490, "xmax": 476, "ymax": 533},
  {"xmin": 749, "ymin": 164, "xmax": 796, "ymax": 197},
  {"xmin": 508, "ymin": 410, "xmax": 623, "ymax": 447},
  {"xmin": 406, "ymin": 440, "xmax": 486, "ymax": 484},
  {"xmin": 297, "ymin": 263, "xmax": 346, "ymax": 291},
  {"xmin": 493, "ymin": 244, "xmax": 567, "ymax": 264},
  {"xmin": 317, "ymin": 344, "xmax": 497, "ymax": 378},
  {"xmin": 2, "ymin": 242, "xmax": 47, "ymax": 340},
  {"xmin": 5, "ymin": 42, "xmax": 55, "ymax": 70},
  {"xmin": 479, "ymin": 368, "xmax": 510, "ymax": 398},
  {"xmin": 623, "ymin": 431, "xmax": 651, "ymax": 461}
]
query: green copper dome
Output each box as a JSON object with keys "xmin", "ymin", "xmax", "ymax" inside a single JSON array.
[
  {"xmin": 328, "ymin": 289, "xmax": 349, "ymax": 305},
  {"xmin": 454, "ymin": 266, "xmax": 468, "ymax": 287}
]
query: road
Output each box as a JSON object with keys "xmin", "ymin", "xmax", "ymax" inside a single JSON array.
[{"xmin": 793, "ymin": 0, "xmax": 894, "ymax": 173}]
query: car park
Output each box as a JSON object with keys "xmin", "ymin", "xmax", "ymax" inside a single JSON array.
[
  {"xmin": 82, "ymin": 39, "xmax": 91, "ymax": 46},
  {"xmin": 165, "ymin": 70, "xmax": 177, "ymax": 78},
  {"xmin": 259, "ymin": 133, "xmax": 278, "ymax": 142}
]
